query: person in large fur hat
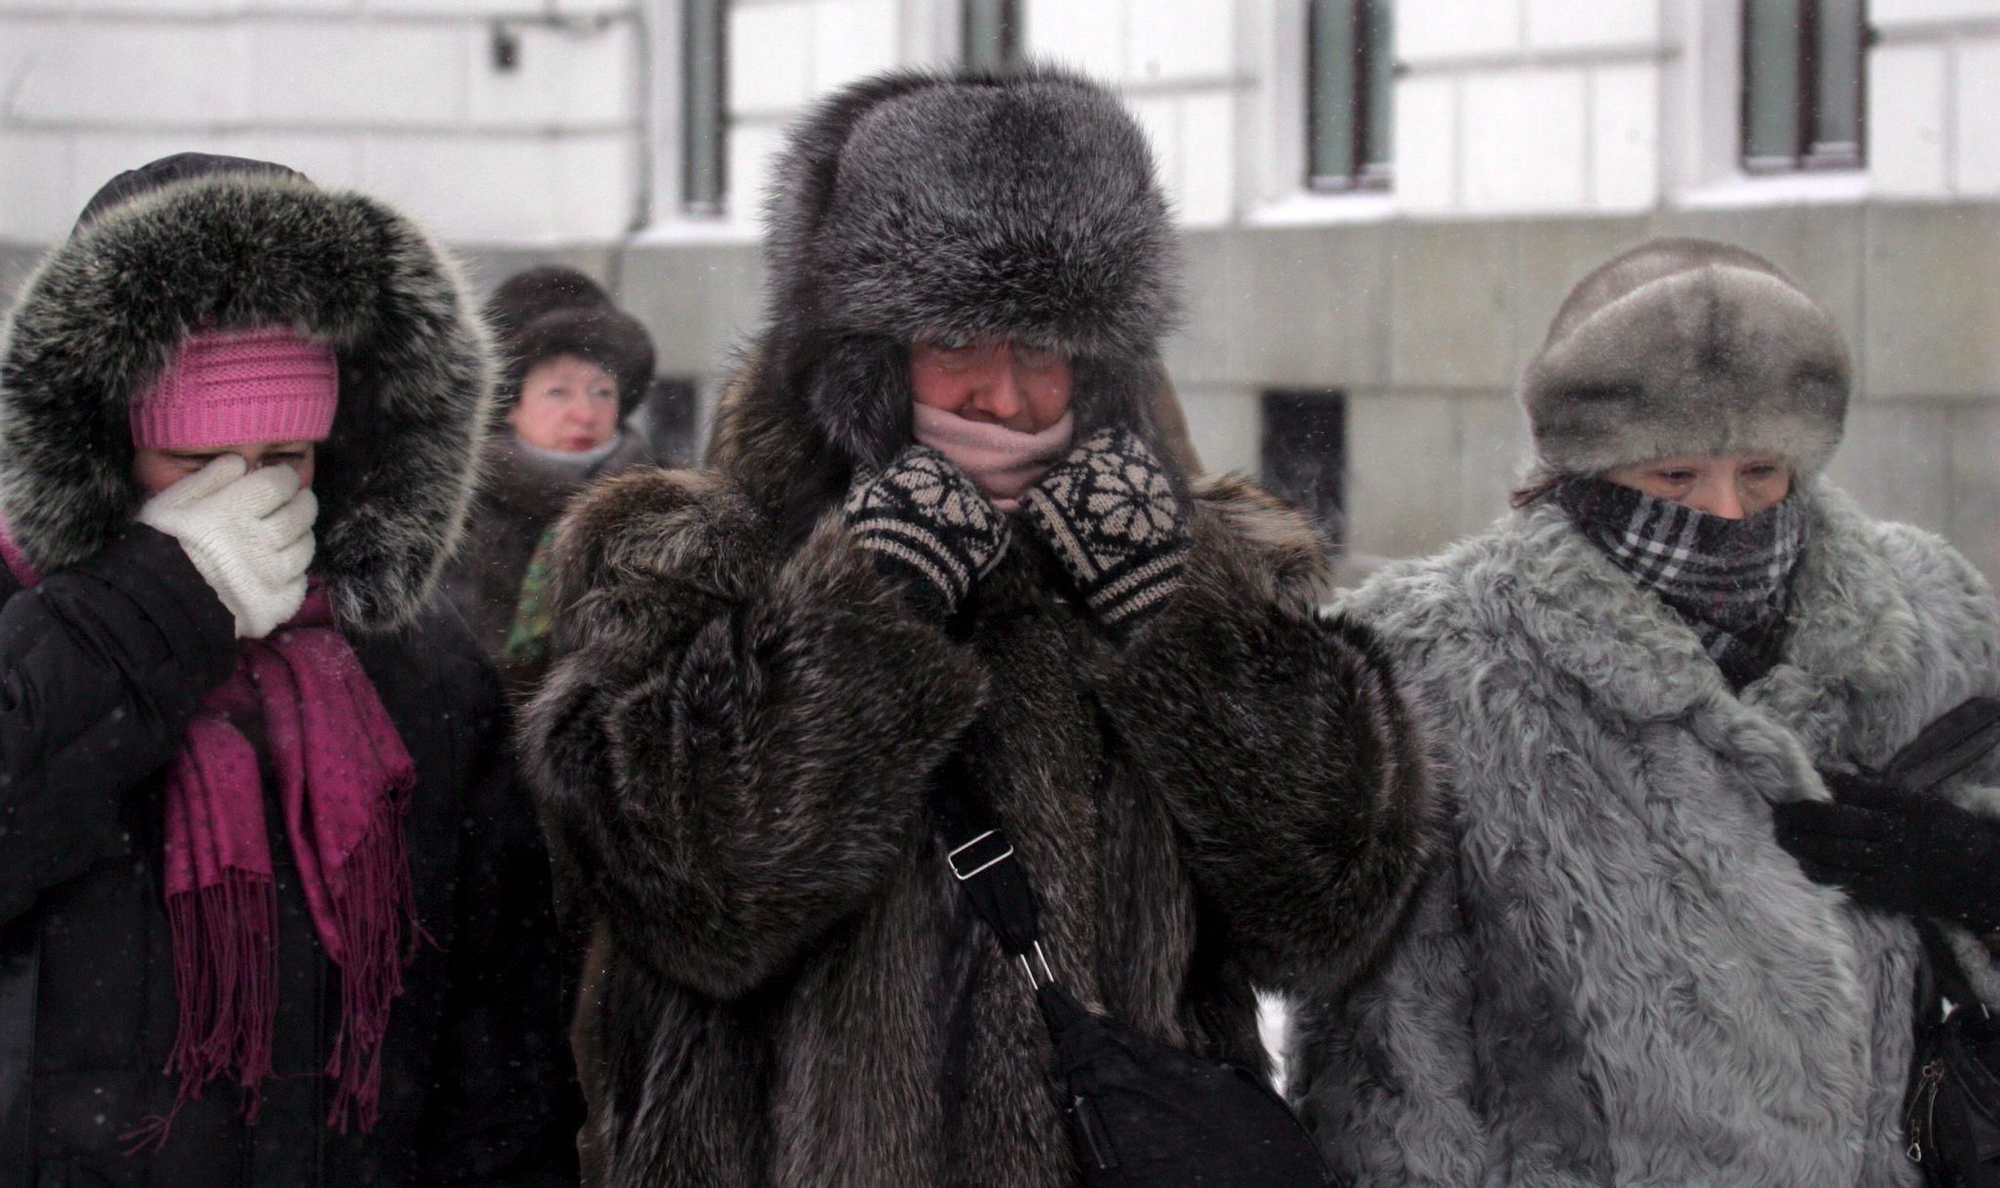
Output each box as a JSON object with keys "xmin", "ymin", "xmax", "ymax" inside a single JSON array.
[
  {"xmin": 441, "ymin": 266, "xmax": 658, "ymax": 660},
  {"xmin": 518, "ymin": 66, "xmax": 1435, "ymax": 1187},
  {"xmin": 0, "ymin": 154, "xmax": 577, "ymax": 1186},
  {"xmin": 1293, "ymin": 237, "xmax": 2000, "ymax": 1186}
]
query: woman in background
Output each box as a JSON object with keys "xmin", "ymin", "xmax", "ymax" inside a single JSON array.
[{"xmin": 443, "ymin": 266, "xmax": 656, "ymax": 663}]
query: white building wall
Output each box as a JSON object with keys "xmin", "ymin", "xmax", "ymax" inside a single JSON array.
[
  {"xmin": 1390, "ymin": 0, "xmax": 1667, "ymax": 216},
  {"xmin": 2, "ymin": 1, "xmax": 2000, "ymax": 243},
  {"xmin": 0, "ymin": 0, "xmax": 644, "ymax": 243},
  {"xmin": 1867, "ymin": 0, "xmax": 2000, "ymax": 197}
]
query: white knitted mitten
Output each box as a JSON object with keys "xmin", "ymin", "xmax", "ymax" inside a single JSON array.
[{"xmin": 137, "ymin": 455, "xmax": 317, "ymax": 639}]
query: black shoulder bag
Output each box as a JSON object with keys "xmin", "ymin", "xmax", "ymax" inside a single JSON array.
[
  {"xmin": 1884, "ymin": 697, "xmax": 2000, "ymax": 1187},
  {"xmin": 929, "ymin": 761, "xmax": 1338, "ymax": 1187}
]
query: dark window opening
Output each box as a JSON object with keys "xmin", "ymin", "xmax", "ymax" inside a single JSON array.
[
  {"xmin": 682, "ymin": 0, "xmax": 729, "ymax": 214},
  {"xmin": 1261, "ymin": 390, "xmax": 1347, "ymax": 553},
  {"xmin": 1307, "ymin": 0, "xmax": 1394, "ymax": 192},
  {"xmin": 963, "ymin": 0, "xmax": 1022, "ymax": 72},
  {"xmin": 1741, "ymin": 0, "xmax": 1867, "ymax": 172},
  {"xmin": 639, "ymin": 377, "xmax": 701, "ymax": 466}
]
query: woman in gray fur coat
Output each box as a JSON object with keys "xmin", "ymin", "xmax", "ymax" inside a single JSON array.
[
  {"xmin": 1294, "ymin": 237, "xmax": 2000, "ymax": 1187},
  {"xmin": 518, "ymin": 66, "xmax": 1434, "ymax": 1187}
]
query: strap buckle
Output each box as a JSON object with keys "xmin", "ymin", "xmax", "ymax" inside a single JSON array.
[
  {"xmin": 1018, "ymin": 942, "xmax": 1055, "ymax": 991},
  {"xmin": 947, "ymin": 830, "xmax": 1014, "ymax": 881}
]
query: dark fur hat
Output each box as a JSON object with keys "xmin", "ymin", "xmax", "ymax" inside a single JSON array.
[
  {"xmin": 1521, "ymin": 237, "xmax": 1851, "ymax": 477},
  {"xmin": 499, "ymin": 306, "xmax": 655, "ymax": 418},
  {"xmin": 0, "ymin": 161, "xmax": 494, "ymax": 630},
  {"xmin": 757, "ymin": 65, "xmax": 1181, "ymax": 473},
  {"xmin": 484, "ymin": 265, "xmax": 613, "ymax": 341},
  {"xmin": 484, "ymin": 266, "xmax": 654, "ymax": 416}
]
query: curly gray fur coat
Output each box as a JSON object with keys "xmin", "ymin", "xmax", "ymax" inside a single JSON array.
[
  {"xmin": 519, "ymin": 65, "xmax": 1435, "ymax": 1188},
  {"xmin": 1294, "ymin": 482, "xmax": 2000, "ymax": 1188}
]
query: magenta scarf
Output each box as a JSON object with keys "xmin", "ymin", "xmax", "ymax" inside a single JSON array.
[
  {"xmin": 913, "ymin": 403, "xmax": 1074, "ymax": 512},
  {"xmin": 0, "ymin": 531, "xmax": 420, "ymax": 1145}
]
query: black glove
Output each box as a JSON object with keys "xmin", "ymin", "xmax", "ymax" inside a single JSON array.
[
  {"xmin": 1020, "ymin": 428, "xmax": 1191, "ymax": 638},
  {"xmin": 845, "ymin": 444, "xmax": 1009, "ymax": 623},
  {"xmin": 1773, "ymin": 772, "xmax": 2000, "ymax": 932}
]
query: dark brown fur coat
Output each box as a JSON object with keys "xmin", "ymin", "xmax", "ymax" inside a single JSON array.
[{"xmin": 518, "ymin": 67, "xmax": 1434, "ymax": 1188}]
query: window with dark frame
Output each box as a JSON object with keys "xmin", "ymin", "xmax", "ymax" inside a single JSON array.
[
  {"xmin": 1306, "ymin": 0, "xmax": 1393, "ymax": 192},
  {"xmin": 682, "ymin": 0, "xmax": 728, "ymax": 214},
  {"xmin": 1260, "ymin": 390, "xmax": 1348, "ymax": 553},
  {"xmin": 1741, "ymin": 0, "xmax": 1867, "ymax": 172},
  {"xmin": 963, "ymin": 0, "xmax": 1022, "ymax": 72}
]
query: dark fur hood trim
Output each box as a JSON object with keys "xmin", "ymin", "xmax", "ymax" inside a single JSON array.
[
  {"xmin": 0, "ymin": 171, "xmax": 494, "ymax": 629},
  {"xmin": 756, "ymin": 65, "xmax": 1181, "ymax": 471}
]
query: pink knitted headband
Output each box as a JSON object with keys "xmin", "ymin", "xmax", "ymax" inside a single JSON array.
[{"xmin": 130, "ymin": 325, "xmax": 339, "ymax": 452}]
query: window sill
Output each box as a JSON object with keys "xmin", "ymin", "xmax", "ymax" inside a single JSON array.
[
  {"xmin": 628, "ymin": 217, "xmax": 762, "ymax": 246},
  {"xmin": 1245, "ymin": 191, "xmax": 1398, "ymax": 227},
  {"xmin": 1675, "ymin": 170, "xmax": 1871, "ymax": 210}
]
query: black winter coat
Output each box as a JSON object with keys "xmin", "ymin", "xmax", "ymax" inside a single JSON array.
[
  {"xmin": 441, "ymin": 432, "xmax": 654, "ymax": 661},
  {"xmin": 0, "ymin": 157, "xmax": 578, "ymax": 1187},
  {"xmin": 0, "ymin": 529, "xmax": 572, "ymax": 1188}
]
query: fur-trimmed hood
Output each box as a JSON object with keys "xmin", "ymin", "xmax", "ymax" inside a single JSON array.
[
  {"xmin": 744, "ymin": 65, "xmax": 1181, "ymax": 485},
  {"xmin": 0, "ymin": 158, "xmax": 493, "ymax": 629}
]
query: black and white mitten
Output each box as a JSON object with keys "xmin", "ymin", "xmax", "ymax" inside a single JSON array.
[
  {"xmin": 845, "ymin": 445, "xmax": 1010, "ymax": 623},
  {"xmin": 1021, "ymin": 428, "xmax": 1191, "ymax": 636}
]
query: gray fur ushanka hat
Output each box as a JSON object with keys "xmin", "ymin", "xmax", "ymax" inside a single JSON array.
[
  {"xmin": 1521, "ymin": 237, "xmax": 1852, "ymax": 477},
  {"xmin": 756, "ymin": 65, "xmax": 1181, "ymax": 472}
]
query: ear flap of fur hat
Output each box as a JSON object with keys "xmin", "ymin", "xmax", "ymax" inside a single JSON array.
[
  {"xmin": 1520, "ymin": 237, "xmax": 1851, "ymax": 477},
  {"xmin": 760, "ymin": 66, "xmax": 1180, "ymax": 470},
  {"xmin": 500, "ymin": 304, "xmax": 656, "ymax": 417}
]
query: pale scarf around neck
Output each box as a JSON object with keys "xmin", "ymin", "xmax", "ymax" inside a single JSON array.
[{"xmin": 912, "ymin": 403, "xmax": 1074, "ymax": 512}]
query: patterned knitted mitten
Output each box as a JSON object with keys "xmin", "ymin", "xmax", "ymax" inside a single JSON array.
[
  {"xmin": 845, "ymin": 444, "xmax": 1011, "ymax": 623},
  {"xmin": 1021, "ymin": 428, "xmax": 1191, "ymax": 636}
]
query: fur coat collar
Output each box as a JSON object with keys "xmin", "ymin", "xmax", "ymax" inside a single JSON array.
[{"xmin": 1503, "ymin": 481, "xmax": 1997, "ymax": 800}]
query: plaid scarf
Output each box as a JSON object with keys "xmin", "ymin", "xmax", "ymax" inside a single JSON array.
[{"xmin": 1556, "ymin": 477, "xmax": 1807, "ymax": 688}]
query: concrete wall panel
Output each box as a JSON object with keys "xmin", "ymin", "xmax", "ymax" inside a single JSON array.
[
  {"xmin": 1389, "ymin": 221, "xmax": 1518, "ymax": 389},
  {"xmin": 1863, "ymin": 203, "xmax": 2000, "ymax": 399}
]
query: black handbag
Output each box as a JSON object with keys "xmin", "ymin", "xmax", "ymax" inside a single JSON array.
[
  {"xmin": 929, "ymin": 759, "xmax": 1339, "ymax": 1187},
  {"xmin": 1881, "ymin": 697, "xmax": 2000, "ymax": 1187}
]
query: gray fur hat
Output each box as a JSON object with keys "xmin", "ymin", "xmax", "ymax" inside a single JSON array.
[
  {"xmin": 758, "ymin": 65, "xmax": 1180, "ymax": 471},
  {"xmin": 1520, "ymin": 237, "xmax": 1852, "ymax": 477}
]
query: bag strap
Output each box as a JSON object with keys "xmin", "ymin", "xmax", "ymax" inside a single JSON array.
[
  {"xmin": 927, "ymin": 755, "xmax": 1055, "ymax": 989},
  {"xmin": 1883, "ymin": 696, "xmax": 2000, "ymax": 796}
]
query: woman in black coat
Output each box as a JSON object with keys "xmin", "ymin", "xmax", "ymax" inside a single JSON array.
[{"xmin": 0, "ymin": 155, "xmax": 575, "ymax": 1187}]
